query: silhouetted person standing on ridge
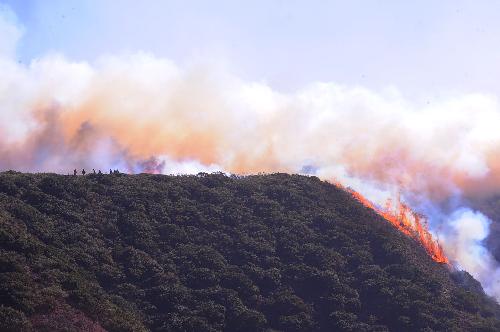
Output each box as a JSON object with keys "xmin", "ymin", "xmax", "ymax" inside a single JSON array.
[
  {"xmin": 82, "ymin": 169, "xmax": 86, "ymax": 176},
  {"xmin": 93, "ymin": 169, "xmax": 96, "ymax": 174},
  {"xmin": 73, "ymin": 169, "xmax": 77, "ymax": 176},
  {"xmin": 110, "ymin": 169, "xmax": 112, "ymax": 175}
]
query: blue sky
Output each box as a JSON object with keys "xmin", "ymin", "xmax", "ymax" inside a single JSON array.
[{"xmin": 2, "ymin": 0, "xmax": 500, "ymax": 95}]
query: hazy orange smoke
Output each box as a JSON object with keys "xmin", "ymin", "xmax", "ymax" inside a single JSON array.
[
  {"xmin": 5, "ymin": 52, "xmax": 500, "ymax": 298},
  {"xmin": 2, "ymin": 53, "xmax": 500, "ymax": 203}
]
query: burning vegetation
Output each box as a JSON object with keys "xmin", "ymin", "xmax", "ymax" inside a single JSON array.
[{"xmin": 346, "ymin": 187, "xmax": 449, "ymax": 264}]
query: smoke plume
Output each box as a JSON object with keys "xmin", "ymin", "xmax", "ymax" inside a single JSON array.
[
  {"xmin": 2, "ymin": 9, "xmax": 500, "ymax": 299},
  {"xmin": 441, "ymin": 209, "xmax": 500, "ymax": 297}
]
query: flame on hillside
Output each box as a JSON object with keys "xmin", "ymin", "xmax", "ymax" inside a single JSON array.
[{"xmin": 339, "ymin": 184, "xmax": 449, "ymax": 264}]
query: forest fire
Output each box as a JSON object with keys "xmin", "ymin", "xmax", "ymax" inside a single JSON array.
[{"xmin": 346, "ymin": 187, "xmax": 449, "ymax": 264}]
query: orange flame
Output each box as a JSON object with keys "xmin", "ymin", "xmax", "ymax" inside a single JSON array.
[{"xmin": 337, "ymin": 183, "xmax": 449, "ymax": 264}]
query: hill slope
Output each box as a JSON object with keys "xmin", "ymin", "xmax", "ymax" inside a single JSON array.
[
  {"xmin": 469, "ymin": 194, "xmax": 500, "ymax": 263},
  {"xmin": 0, "ymin": 172, "xmax": 499, "ymax": 331}
]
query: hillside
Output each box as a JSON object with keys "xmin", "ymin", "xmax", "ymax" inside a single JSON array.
[
  {"xmin": 0, "ymin": 172, "xmax": 499, "ymax": 331},
  {"xmin": 469, "ymin": 194, "xmax": 500, "ymax": 263}
]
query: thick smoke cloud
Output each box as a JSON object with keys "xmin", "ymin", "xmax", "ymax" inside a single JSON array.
[
  {"xmin": 2, "ymin": 10, "xmax": 500, "ymax": 299},
  {"xmin": 4, "ymin": 52, "xmax": 500, "ymax": 195}
]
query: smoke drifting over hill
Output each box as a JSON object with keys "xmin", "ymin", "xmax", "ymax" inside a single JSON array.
[
  {"xmin": 2, "ymin": 10, "xmax": 500, "ymax": 300},
  {"xmin": 3, "ymin": 53, "xmax": 500, "ymax": 196}
]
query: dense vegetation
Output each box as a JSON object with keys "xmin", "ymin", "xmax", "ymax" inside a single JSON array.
[{"xmin": 0, "ymin": 171, "xmax": 499, "ymax": 331}]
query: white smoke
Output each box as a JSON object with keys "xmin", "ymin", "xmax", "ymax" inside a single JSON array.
[{"xmin": 442, "ymin": 209, "xmax": 500, "ymax": 298}]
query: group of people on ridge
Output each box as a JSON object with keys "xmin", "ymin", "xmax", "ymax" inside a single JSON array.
[{"xmin": 73, "ymin": 169, "xmax": 120, "ymax": 176}]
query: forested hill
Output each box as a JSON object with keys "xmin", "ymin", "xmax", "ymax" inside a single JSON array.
[{"xmin": 0, "ymin": 172, "xmax": 499, "ymax": 331}]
